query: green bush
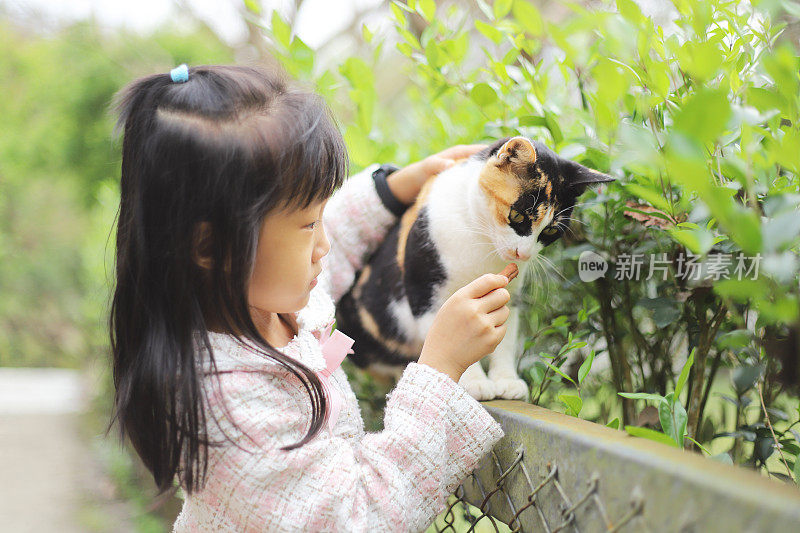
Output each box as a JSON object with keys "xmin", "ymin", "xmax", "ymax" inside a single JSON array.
[{"xmin": 262, "ymin": 0, "xmax": 800, "ymax": 483}]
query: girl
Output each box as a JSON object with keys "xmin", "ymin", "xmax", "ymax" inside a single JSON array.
[{"xmin": 109, "ymin": 64, "xmax": 511, "ymax": 532}]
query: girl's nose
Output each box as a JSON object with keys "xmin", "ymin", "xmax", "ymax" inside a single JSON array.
[{"xmin": 315, "ymin": 223, "xmax": 331, "ymax": 261}]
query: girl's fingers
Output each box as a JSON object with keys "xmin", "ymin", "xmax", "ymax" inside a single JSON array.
[
  {"xmin": 436, "ymin": 144, "xmax": 488, "ymax": 159},
  {"xmin": 463, "ymin": 274, "xmax": 509, "ymax": 299},
  {"xmin": 420, "ymin": 145, "xmax": 489, "ymax": 178},
  {"xmin": 422, "ymin": 156, "xmax": 456, "ymax": 175},
  {"xmin": 478, "ymin": 287, "xmax": 511, "ymax": 313},
  {"xmin": 486, "ymin": 304, "xmax": 511, "ymax": 327}
]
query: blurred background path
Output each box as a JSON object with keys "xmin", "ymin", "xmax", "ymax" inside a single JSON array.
[{"xmin": 0, "ymin": 368, "xmax": 134, "ymax": 532}]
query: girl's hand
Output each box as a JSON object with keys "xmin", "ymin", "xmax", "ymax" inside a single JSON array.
[
  {"xmin": 418, "ymin": 272, "xmax": 511, "ymax": 383},
  {"xmin": 385, "ymin": 144, "xmax": 487, "ymax": 206}
]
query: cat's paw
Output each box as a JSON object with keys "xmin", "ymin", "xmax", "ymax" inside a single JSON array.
[
  {"xmin": 459, "ymin": 376, "xmax": 497, "ymax": 401},
  {"xmin": 492, "ymin": 377, "xmax": 529, "ymax": 401}
]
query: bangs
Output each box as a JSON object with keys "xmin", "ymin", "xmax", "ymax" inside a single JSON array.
[{"xmin": 254, "ymin": 92, "xmax": 349, "ymax": 212}]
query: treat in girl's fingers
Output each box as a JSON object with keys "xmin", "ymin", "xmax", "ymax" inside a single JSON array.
[{"xmin": 499, "ymin": 263, "xmax": 518, "ymax": 282}]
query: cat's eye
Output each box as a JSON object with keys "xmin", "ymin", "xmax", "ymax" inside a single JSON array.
[
  {"xmin": 508, "ymin": 209, "xmax": 525, "ymax": 223},
  {"xmin": 542, "ymin": 226, "xmax": 559, "ymax": 236}
]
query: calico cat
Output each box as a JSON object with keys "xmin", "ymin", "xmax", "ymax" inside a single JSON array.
[{"xmin": 336, "ymin": 136, "xmax": 615, "ymax": 401}]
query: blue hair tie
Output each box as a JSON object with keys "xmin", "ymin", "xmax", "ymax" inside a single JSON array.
[{"xmin": 170, "ymin": 64, "xmax": 189, "ymax": 83}]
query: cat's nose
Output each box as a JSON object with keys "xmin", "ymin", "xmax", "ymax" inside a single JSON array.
[{"xmin": 515, "ymin": 248, "xmax": 530, "ymax": 261}]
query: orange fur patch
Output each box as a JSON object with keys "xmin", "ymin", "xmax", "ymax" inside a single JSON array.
[
  {"xmin": 479, "ymin": 163, "xmax": 523, "ymax": 227},
  {"xmin": 357, "ymin": 305, "xmax": 420, "ymax": 358}
]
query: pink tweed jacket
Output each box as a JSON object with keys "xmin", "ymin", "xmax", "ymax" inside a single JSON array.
[{"xmin": 172, "ymin": 165, "xmax": 506, "ymax": 532}]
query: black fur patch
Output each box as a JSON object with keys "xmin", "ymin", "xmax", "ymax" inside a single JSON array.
[
  {"xmin": 335, "ymin": 206, "xmax": 448, "ymax": 368},
  {"xmin": 403, "ymin": 206, "xmax": 447, "ymax": 317},
  {"xmin": 336, "ymin": 223, "xmax": 415, "ymax": 368}
]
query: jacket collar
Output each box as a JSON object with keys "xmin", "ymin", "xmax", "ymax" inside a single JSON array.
[{"xmin": 197, "ymin": 283, "xmax": 336, "ymax": 374}]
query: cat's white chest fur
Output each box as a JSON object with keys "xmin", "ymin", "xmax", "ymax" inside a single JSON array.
[
  {"xmin": 407, "ymin": 161, "xmax": 531, "ymax": 401},
  {"xmin": 426, "ymin": 160, "xmax": 510, "ymax": 288}
]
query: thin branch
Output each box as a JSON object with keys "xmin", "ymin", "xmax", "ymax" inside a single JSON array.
[{"xmin": 756, "ymin": 379, "xmax": 795, "ymax": 482}]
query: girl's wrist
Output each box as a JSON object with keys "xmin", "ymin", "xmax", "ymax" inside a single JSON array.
[
  {"xmin": 385, "ymin": 165, "xmax": 421, "ymax": 206},
  {"xmin": 418, "ymin": 355, "xmax": 464, "ymax": 384}
]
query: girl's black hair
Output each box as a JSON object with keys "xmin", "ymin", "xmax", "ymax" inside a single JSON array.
[{"xmin": 108, "ymin": 65, "xmax": 347, "ymax": 495}]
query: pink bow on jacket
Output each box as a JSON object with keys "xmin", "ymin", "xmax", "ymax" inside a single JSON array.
[{"xmin": 314, "ymin": 320, "xmax": 355, "ymax": 433}]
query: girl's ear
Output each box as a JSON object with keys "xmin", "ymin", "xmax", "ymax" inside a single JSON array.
[
  {"xmin": 192, "ymin": 222, "xmax": 214, "ymax": 270},
  {"xmin": 565, "ymin": 161, "xmax": 615, "ymax": 195}
]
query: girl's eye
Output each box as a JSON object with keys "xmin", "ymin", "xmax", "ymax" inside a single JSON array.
[
  {"xmin": 306, "ymin": 220, "xmax": 319, "ymax": 229},
  {"xmin": 542, "ymin": 226, "xmax": 559, "ymax": 236}
]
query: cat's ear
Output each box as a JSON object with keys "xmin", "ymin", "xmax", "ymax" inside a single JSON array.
[
  {"xmin": 566, "ymin": 161, "xmax": 615, "ymax": 195},
  {"xmin": 496, "ymin": 136, "xmax": 536, "ymax": 165}
]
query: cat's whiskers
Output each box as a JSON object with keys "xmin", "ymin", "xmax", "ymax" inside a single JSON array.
[
  {"xmin": 527, "ymin": 256, "xmax": 551, "ymax": 302},
  {"xmin": 558, "ymin": 201, "xmax": 591, "ymax": 214},
  {"xmin": 466, "ymin": 240, "xmax": 503, "ymax": 264},
  {"xmin": 520, "ymin": 259, "xmax": 541, "ymax": 299},
  {"xmin": 555, "ymin": 219, "xmax": 581, "ymax": 239},
  {"xmin": 460, "ymin": 224, "xmax": 493, "ymax": 237},
  {"xmin": 559, "ymin": 216, "xmax": 585, "ymax": 227},
  {"xmin": 537, "ymin": 254, "xmax": 567, "ymax": 281}
]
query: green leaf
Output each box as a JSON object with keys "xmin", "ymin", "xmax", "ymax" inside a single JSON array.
[
  {"xmin": 425, "ymin": 41, "xmax": 442, "ymax": 69},
  {"xmin": 720, "ymin": 207, "xmax": 762, "ymax": 256},
  {"xmin": 344, "ymin": 126, "xmax": 375, "ymax": 168},
  {"xmin": 667, "ymin": 227, "xmax": 716, "ymax": 256},
  {"xmin": 746, "ymin": 87, "xmax": 788, "ymax": 114},
  {"xmin": 270, "ymin": 11, "xmax": 292, "ymax": 48},
  {"xmin": 762, "ymin": 210, "xmax": 800, "ymax": 253},
  {"xmin": 618, "ymin": 392, "xmax": 666, "ymax": 402},
  {"xmin": 512, "ymin": 0, "xmax": 544, "ymax": 36},
  {"xmin": 288, "ymin": 38, "xmax": 314, "ymax": 75},
  {"xmin": 418, "ymin": 0, "xmax": 436, "ymax": 22},
  {"xmin": 685, "ymin": 436, "xmax": 712, "ymax": 455},
  {"xmin": 623, "ymin": 183, "xmax": 673, "ymax": 214},
  {"xmin": 362, "ymin": 24, "xmax": 374, "ymax": 44},
  {"xmin": 607, "ymin": 417, "xmax": 621, "ymax": 429},
  {"xmin": 391, "ymin": 0, "xmax": 415, "ymax": 12},
  {"xmin": 677, "ymin": 40, "xmax": 723, "ymax": 81},
  {"xmin": 616, "ymin": 0, "xmax": 645, "ymax": 24},
  {"xmin": 470, "ymin": 83, "xmax": 498, "ymax": 106},
  {"xmin": 559, "ymin": 393, "xmax": 583, "ymax": 417},
  {"xmin": 542, "ymin": 361, "xmax": 576, "ymax": 386},
  {"xmin": 731, "ymin": 364, "xmax": 764, "ymax": 395},
  {"xmin": 659, "ymin": 395, "xmax": 688, "ymax": 447},
  {"xmin": 638, "ymin": 297, "xmax": 682, "ymax": 328},
  {"xmin": 244, "ymin": 0, "xmax": 262, "ymax": 15},
  {"xmin": 624, "ymin": 425, "xmax": 680, "ymax": 447},
  {"xmin": 544, "ymin": 112, "xmax": 563, "ymax": 144},
  {"xmin": 763, "ymin": 45, "xmax": 800, "ymax": 103},
  {"xmin": 520, "ymin": 115, "xmax": 547, "ymax": 127},
  {"xmin": 445, "ymin": 32, "xmax": 469, "ymax": 64},
  {"xmin": 476, "ymin": 19, "xmax": 503, "ymax": 44},
  {"xmin": 391, "ymin": 2, "xmax": 407, "ymax": 26},
  {"xmin": 672, "ymin": 88, "xmax": 732, "ymax": 145},
  {"xmin": 340, "ymin": 57, "xmax": 375, "ymax": 88},
  {"xmin": 578, "ymin": 349, "xmax": 595, "ymax": 385},
  {"xmin": 674, "ymin": 348, "xmax": 695, "ymax": 400},
  {"xmin": 716, "ymin": 329, "xmax": 753, "ymax": 349},
  {"xmin": 494, "ymin": 0, "xmax": 513, "ymax": 18},
  {"xmin": 794, "ymin": 452, "xmax": 800, "ymax": 487},
  {"xmin": 708, "ymin": 452, "xmax": 733, "ymax": 464},
  {"xmin": 714, "ymin": 278, "xmax": 769, "ymax": 301}
]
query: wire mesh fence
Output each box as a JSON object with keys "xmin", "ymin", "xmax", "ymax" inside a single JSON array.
[{"xmin": 427, "ymin": 400, "xmax": 800, "ymax": 533}]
